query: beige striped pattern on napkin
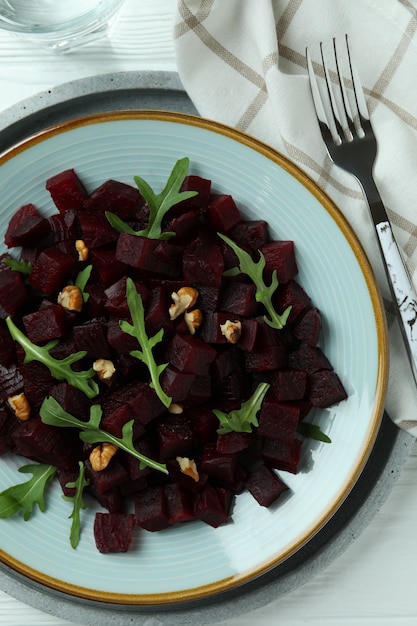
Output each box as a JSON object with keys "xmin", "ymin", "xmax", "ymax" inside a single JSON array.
[{"xmin": 174, "ymin": 0, "xmax": 417, "ymax": 434}]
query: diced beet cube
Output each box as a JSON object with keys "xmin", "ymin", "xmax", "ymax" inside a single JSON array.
[
  {"xmin": 0, "ymin": 363, "xmax": 23, "ymax": 402},
  {"xmin": 194, "ymin": 284, "xmax": 221, "ymax": 312},
  {"xmin": 56, "ymin": 467, "xmax": 80, "ymax": 497},
  {"xmin": 288, "ymin": 343, "xmax": 332, "ymax": 374},
  {"xmin": 216, "ymin": 368, "xmax": 245, "ymax": 405},
  {"xmin": 200, "ymin": 311, "xmax": 234, "ymax": 344},
  {"xmin": 29, "ymin": 248, "xmax": 76, "ymax": 294},
  {"xmin": 156, "ymin": 413, "xmax": 194, "ymax": 460},
  {"xmin": 78, "ymin": 211, "xmax": 118, "ymax": 248},
  {"xmin": 260, "ymin": 240, "xmax": 298, "ymax": 284},
  {"xmin": 49, "ymin": 382, "xmax": 91, "ymax": 421},
  {"xmin": 73, "ymin": 318, "xmax": 110, "ymax": 359},
  {"xmin": 262, "ymin": 437, "xmax": 302, "ymax": 474},
  {"xmin": 245, "ymin": 464, "xmax": 288, "ymax": 507},
  {"xmin": 85, "ymin": 283, "xmax": 107, "ymax": 318},
  {"xmin": 292, "ymin": 307, "xmax": 322, "ymax": 346},
  {"xmin": 106, "ymin": 317, "xmax": 138, "ymax": 354},
  {"xmin": 104, "ymin": 276, "xmax": 150, "ymax": 317},
  {"xmin": 208, "ymin": 194, "xmax": 242, "ymax": 232},
  {"xmin": 135, "ymin": 485, "xmax": 169, "ymax": 531},
  {"xmin": 182, "ymin": 239, "xmax": 224, "ymax": 287},
  {"xmin": 189, "ymin": 406, "xmax": 219, "ymax": 445},
  {"xmin": 211, "ymin": 347, "xmax": 240, "ymax": 380},
  {"xmin": 229, "ymin": 220, "xmax": 270, "ymax": 253},
  {"xmin": 94, "ymin": 512, "xmax": 135, "ymax": 553},
  {"xmin": 0, "ymin": 324, "xmax": 16, "ymax": 367},
  {"xmin": 201, "ymin": 443, "xmax": 238, "ymax": 485},
  {"xmin": 244, "ymin": 344, "xmax": 287, "ymax": 372},
  {"xmin": 257, "ymin": 398, "xmax": 300, "ymax": 443},
  {"xmin": 102, "ymin": 396, "xmax": 147, "ymax": 440},
  {"xmin": 48, "ymin": 210, "xmax": 80, "ymax": 244},
  {"xmin": 308, "ymin": 370, "xmax": 347, "ymax": 407},
  {"xmin": 165, "ymin": 333, "xmax": 217, "ymax": 376},
  {"xmin": 90, "ymin": 247, "xmax": 126, "ymax": 286},
  {"xmin": 22, "ymin": 303, "xmax": 66, "ymax": 344},
  {"xmin": 92, "ymin": 487, "xmax": 123, "ymax": 514},
  {"xmin": 269, "ymin": 369, "xmax": 307, "ymax": 402},
  {"xmin": 4, "ymin": 213, "xmax": 50, "ymax": 249},
  {"xmin": 116, "ymin": 234, "xmax": 181, "ymax": 277},
  {"xmin": 177, "ymin": 174, "xmax": 211, "ymax": 214},
  {"xmin": 19, "ymin": 362, "xmax": 54, "ymax": 408},
  {"xmin": 238, "ymin": 318, "xmax": 259, "ymax": 352},
  {"xmin": 83, "ymin": 179, "xmax": 142, "ymax": 219},
  {"xmin": 164, "ymin": 210, "xmax": 200, "ymax": 242},
  {"xmin": 274, "ymin": 280, "xmax": 311, "ymax": 323},
  {"xmin": 194, "ymin": 484, "xmax": 232, "ymax": 527},
  {"xmin": 46, "ymin": 169, "xmax": 88, "ymax": 213},
  {"xmin": 144, "ymin": 284, "xmax": 175, "ymax": 338},
  {"xmin": 216, "ymin": 431, "xmax": 253, "ymax": 454},
  {"xmin": 5, "ymin": 203, "xmax": 38, "ymax": 247},
  {"xmin": 85, "ymin": 458, "xmax": 129, "ymax": 495},
  {"xmin": 187, "ymin": 374, "xmax": 212, "ymax": 406},
  {"xmin": 218, "ymin": 281, "xmax": 257, "ymax": 317},
  {"xmin": 0, "ymin": 262, "xmax": 28, "ymax": 317},
  {"xmin": 165, "ymin": 483, "xmax": 195, "ymax": 524},
  {"xmin": 12, "ymin": 417, "xmax": 81, "ymax": 470},
  {"xmin": 102, "ymin": 380, "xmax": 165, "ymax": 428},
  {"xmin": 0, "ymin": 409, "xmax": 19, "ymax": 455},
  {"xmin": 160, "ymin": 365, "xmax": 196, "ymax": 403}
]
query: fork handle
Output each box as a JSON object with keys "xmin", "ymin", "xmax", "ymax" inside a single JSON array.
[{"xmin": 364, "ymin": 181, "xmax": 417, "ymax": 384}]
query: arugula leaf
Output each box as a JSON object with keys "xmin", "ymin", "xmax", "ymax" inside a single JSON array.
[
  {"xmin": 74, "ymin": 264, "xmax": 92, "ymax": 303},
  {"xmin": 120, "ymin": 277, "xmax": 172, "ymax": 408},
  {"xmin": 297, "ymin": 422, "xmax": 332, "ymax": 443},
  {"xmin": 218, "ymin": 233, "xmax": 292, "ymax": 330},
  {"xmin": 63, "ymin": 461, "xmax": 90, "ymax": 549},
  {"xmin": 2, "ymin": 257, "xmax": 32, "ymax": 275},
  {"xmin": 106, "ymin": 157, "xmax": 198, "ymax": 240},
  {"xmin": 0, "ymin": 464, "xmax": 57, "ymax": 521},
  {"xmin": 40, "ymin": 397, "xmax": 168, "ymax": 474},
  {"xmin": 213, "ymin": 382, "xmax": 270, "ymax": 434},
  {"xmin": 5, "ymin": 316, "xmax": 99, "ymax": 399}
]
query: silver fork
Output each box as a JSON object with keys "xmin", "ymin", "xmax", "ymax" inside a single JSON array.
[{"xmin": 306, "ymin": 35, "xmax": 417, "ymax": 387}]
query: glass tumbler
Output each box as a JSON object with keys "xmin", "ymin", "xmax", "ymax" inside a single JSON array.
[{"xmin": 0, "ymin": 0, "xmax": 127, "ymax": 51}]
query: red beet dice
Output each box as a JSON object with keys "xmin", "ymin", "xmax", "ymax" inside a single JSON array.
[
  {"xmin": 216, "ymin": 368, "xmax": 245, "ymax": 405},
  {"xmin": 160, "ymin": 366, "xmax": 196, "ymax": 403},
  {"xmin": 200, "ymin": 311, "xmax": 234, "ymax": 344},
  {"xmin": 83, "ymin": 179, "xmax": 142, "ymax": 219},
  {"xmin": 102, "ymin": 380, "xmax": 165, "ymax": 427},
  {"xmin": 165, "ymin": 333, "xmax": 217, "ymax": 376},
  {"xmin": 116, "ymin": 234, "xmax": 182, "ymax": 278},
  {"xmin": 0, "ymin": 363, "xmax": 23, "ymax": 402},
  {"xmin": 49, "ymin": 382, "xmax": 90, "ymax": 420},
  {"xmin": 201, "ymin": 443, "xmax": 237, "ymax": 485},
  {"xmin": 78, "ymin": 211, "xmax": 118, "ymax": 248},
  {"xmin": 104, "ymin": 276, "xmax": 150, "ymax": 317},
  {"xmin": 29, "ymin": 248, "xmax": 76, "ymax": 294},
  {"xmin": 208, "ymin": 194, "xmax": 242, "ymax": 232},
  {"xmin": 165, "ymin": 483, "xmax": 195, "ymax": 524},
  {"xmin": 86, "ymin": 458, "xmax": 129, "ymax": 495},
  {"xmin": 218, "ymin": 281, "xmax": 257, "ymax": 317},
  {"xmin": 244, "ymin": 344, "xmax": 287, "ymax": 372},
  {"xmin": 22, "ymin": 303, "xmax": 66, "ymax": 344},
  {"xmin": 73, "ymin": 318, "xmax": 110, "ymax": 359},
  {"xmin": 0, "ymin": 263, "xmax": 28, "ymax": 316},
  {"xmin": 187, "ymin": 374, "xmax": 212, "ymax": 406},
  {"xmin": 0, "ymin": 409, "xmax": 20, "ymax": 455},
  {"xmin": 308, "ymin": 370, "xmax": 347, "ymax": 407},
  {"xmin": 48, "ymin": 210, "xmax": 80, "ymax": 244},
  {"xmin": 189, "ymin": 406, "xmax": 219, "ymax": 445},
  {"xmin": 5, "ymin": 204, "xmax": 38, "ymax": 247},
  {"xmin": 288, "ymin": 343, "xmax": 332, "ymax": 374},
  {"xmin": 182, "ymin": 239, "xmax": 224, "ymax": 287},
  {"xmin": 156, "ymin": 413, "xmax": 194, "ymax": 460},
  {"xmin": 216, "ymin": 431, "xmax": 253, "ymax": 454},
  {"xmin": 269, "ymin": 369, "xmax": 307, "ymax": 402},
  {"xmin": 262, "ymin": 437, "xmax": 302, "ymax": 474},
  {"xmin": 229, "ymin": 220, "xmax": 270, "ymax": 253},
  {"xmin": 0, "ymin": 324, "xmax": 16, "ymax": 367},
  {"xmin": 4, "ymin": 212, "xmax": 50, "ymax": 248},
  {"xmin": 106, "ymin": 317, "xmax": 138, "ymax": 354},
  {"xmin": 164, "ymin": 210, "xmax": 200, "ymax": 242},
  {"xmin": 245, "ymin": 464, "xmax": 288, "ymax": 507},
  {"xmin": 19, "ymin": 362, "xmax": 54, "ymax": 408},
  {"xmin": 90, "ymin": 247, "xmax": 126, "ymax": 286},
  {"xmin": 194, "ymin": 484, "xmax": 232, "ymax": 527},
  {"xmin": 94, "ymin": 512, "xmax": 135, "ymax": 553},
  {"xmin": 135, "ymin": 485, "xmax": 169, "ymax": 531},
  {"xmin": 257, "ymin": 399, "xmax": 300, "ymax": 443},
  {"xmin": 260, "ymin": 240, "xmax": 298, "ymax": 284},
  {"xmin": 274, "ymin": 280, "xmax": 311, "ymax": 323},
  {"xmin": 178, "ymin": 174, "xmax": 211, "ymax": 214},
  {"xmin": 46, "ymin": 169, "xmax": 88, "ymax": 213},
  {"xmin": 292, "ymin": 307, "xmax": 322, "ymax": 346}
]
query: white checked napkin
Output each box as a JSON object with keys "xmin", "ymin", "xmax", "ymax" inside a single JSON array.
[{"xmin": 174, "ymin": 0, "xmax": 417, "ymax": 435}]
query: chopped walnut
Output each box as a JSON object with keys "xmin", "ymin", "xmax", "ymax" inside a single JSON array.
[
  {"xmin": 89, "ymin": 443, "xmax": 118, "ymax": 472},
  {"xmin": 8, "ymin": 393, "xmax": 30, "ymax": 421},
  {"xmin": 93, "ymin": 358, "xmax": 116, "ymax": 384},
  {"xmin": 168, "ymin": 402, "xmax": 184, "ymax": 414},
  {"xmin": 169, "ymin": 287, "xmax": 199, "ymax": 320},
  {"xmin": 176, "ymin": 456, "xmax": 199, "ymax": 482},
  {"xmin": 184, "ymin": 309, "xmax": 203, "ymax": 334},
  {"xmin": 57, "ymin": 285, "xmax": 83, "ymax": 312},
  {"xmin": 75, "ymin": 239, "xmax": 89, "ymax": 261},
  {"xmin": 220, "ymin": 319, "xmax": 242, "ymax": 344}
]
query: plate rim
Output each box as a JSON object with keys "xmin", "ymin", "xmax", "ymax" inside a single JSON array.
[{"xmin": 0, "ymin": 109, "xmax": 389, "ymax": 605}]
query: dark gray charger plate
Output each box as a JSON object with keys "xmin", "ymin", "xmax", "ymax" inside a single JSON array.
[{"xmin": 0, "ymin": 70, "xmax": 413, "ymax": 625}]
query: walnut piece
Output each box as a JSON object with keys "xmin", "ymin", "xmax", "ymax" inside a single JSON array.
[
  {"xmin": 75, "ymin": 239, "xmax": 89, "ymax": 261},
  {"xmin": 169, "ymin": 287, "xmax": 199, "ymax": 320},
  {"xmin": 93, "ymin": 358, "xmax": 116, "ymax": 384},
  {"xmin": 57, "ymin": 285, "xmax": 83, "ymax": 312},
  {"xmin": 184, "ymin": 309, "xmax": 203, "ymax": 334},
  {"xmin": 8, "ymin": 393, "xmax": 30, "ymax": 421},
  {"xmin": 176, "ymin": 456, "xmax": 200, "ymax": 482},
  {"xmin": 89, "ymin": 443, "xmax": 118, "ymax": 472},
  {"xmin": 220, "ymin": 319, "xmax": 242, "ymax": 344}
]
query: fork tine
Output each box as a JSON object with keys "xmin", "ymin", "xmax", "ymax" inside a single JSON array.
[
  {"xmin": 344, "ymin": 34, "xmax": 371, "ymax": 131},
  {"xmin": 306, "ymin": 46, "xmax": 335, "ymax": 144},
  {"xmin": 333, "ymin": 37, "xmax": 356, "ymax": 140},
  {"xmin": 320, "ymin": 41, "xmax": 346, "ymax": 144}
]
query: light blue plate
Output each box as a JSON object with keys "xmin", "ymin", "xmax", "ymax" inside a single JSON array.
[{"xmin": 0, "ymin": 111, "xmax": 387, "ymax": 604}]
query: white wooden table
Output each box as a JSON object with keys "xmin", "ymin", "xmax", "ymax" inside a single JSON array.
[{"xmin": 1, "ymin": 1, "xmax": 417, "ymax": 624}]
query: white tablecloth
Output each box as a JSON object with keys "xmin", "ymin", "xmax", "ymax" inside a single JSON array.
[{"xmin": 0, "ymin": 1, "xmax": 417, "ymax": 625}]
